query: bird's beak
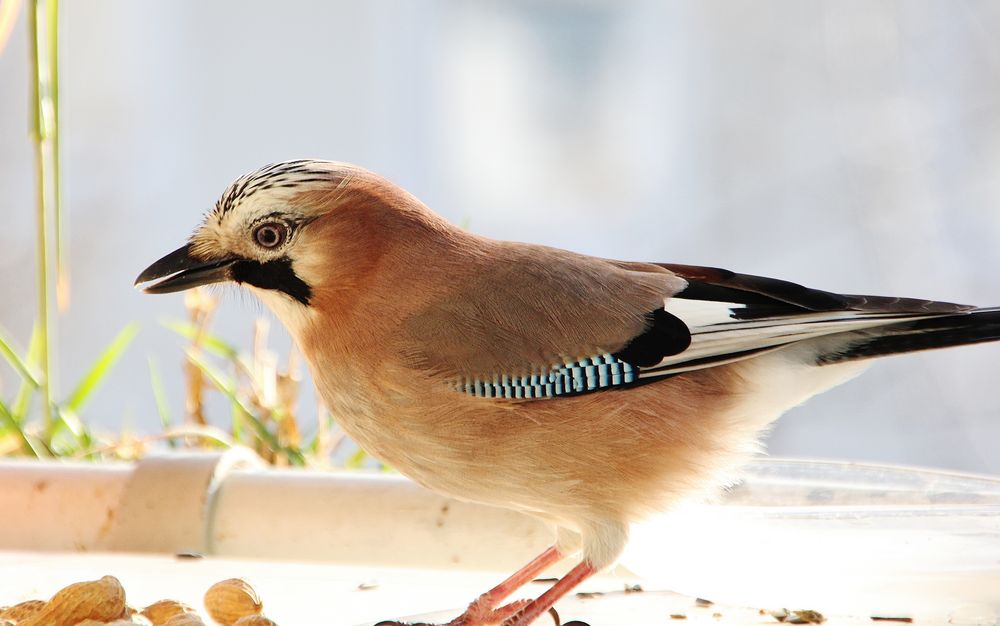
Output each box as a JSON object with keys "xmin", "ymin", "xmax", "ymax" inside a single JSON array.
[{"xmin": 134, "ymin": 243, "xmax": 238, "ymax": 294}]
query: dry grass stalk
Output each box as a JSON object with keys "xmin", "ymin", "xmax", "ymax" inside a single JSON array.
[{"xmin": 183, "ymin": 288, "xmax": 218, "ymax": 426}]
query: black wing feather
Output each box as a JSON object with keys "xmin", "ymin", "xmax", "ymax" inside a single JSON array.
[{"xmin": 659, "ymin": 263, "xmax": 972, "ymax": 316}]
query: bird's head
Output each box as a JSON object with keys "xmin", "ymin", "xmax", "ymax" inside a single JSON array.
[{"xmin": 135, "ymin": 159, "xmax": 431, "ymax": 330}]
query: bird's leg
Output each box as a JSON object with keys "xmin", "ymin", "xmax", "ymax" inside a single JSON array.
[
  {"xmin": 444, "ymin": 545, "xmax": 564, "ymax": 626},
  {"xmin": 502, "ymin": 559, "xmax": 597, "ymax": 626}
]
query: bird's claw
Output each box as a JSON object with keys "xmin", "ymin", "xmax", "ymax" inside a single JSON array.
[
  {"xmin": 372, "ymin": 598, "xmax": 533, "ymax": 626},
  {"xmin": 501, "ymin": 605, "xmax": 561, "ymax": 626},
  {"xmin": 445, "ymin": 598, "xmax": 531, "ymax": 626}
]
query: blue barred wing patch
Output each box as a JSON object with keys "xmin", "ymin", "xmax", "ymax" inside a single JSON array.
[{"xmin": 457, "ymin": 353, "xmax": 639, "ymax": 400}]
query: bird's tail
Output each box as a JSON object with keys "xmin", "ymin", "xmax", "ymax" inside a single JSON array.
[{"xmin": 816, "ymin": 307, "xmax": 1000, "ymax": 365}]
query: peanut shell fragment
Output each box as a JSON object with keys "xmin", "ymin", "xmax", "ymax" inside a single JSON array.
[
  {"xmin": 163, "ymin": 613, "xmax": 207, "ymax": 626},
  {"xmin": 141, "ymin": 599, "xmax": 198, "ymax": 626},
  {"xmin": 0, "ymin": 600, "xmax": 47, "ymax": 622},
  {"xmin": 232, "ymin": 616, "xmax": 278, "ymax": 626}
]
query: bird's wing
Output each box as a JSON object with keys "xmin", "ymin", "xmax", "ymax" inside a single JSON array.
[
  {"xmin": 401, "ymin": 250, "xmax": 972, "ymax": 400},
  {"xmin": 400, "ymin": 243, "xmax": 689, "ymax": 391},
  {"xmin": 649, "ymin": 263, "xmax": 969, "ymax": 377}
]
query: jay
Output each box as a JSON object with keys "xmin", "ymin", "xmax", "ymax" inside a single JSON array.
[{"xmin": 136, "ymin": 160, "xmax": 1000, "ymax": 626}]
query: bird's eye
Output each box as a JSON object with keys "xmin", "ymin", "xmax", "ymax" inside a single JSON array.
[{"xmin": 252, "ymin": 222, "xmax": 289, "ymax": 249}]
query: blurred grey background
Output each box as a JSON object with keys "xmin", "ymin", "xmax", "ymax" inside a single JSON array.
[{"xmin": 1, "ymin": 1, "xmax": 999, "ymax": 472}]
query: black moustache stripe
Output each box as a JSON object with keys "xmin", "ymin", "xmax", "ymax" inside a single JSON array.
[{"xmin": 231, "ymin": 258, "xmax": 312, "ymax": 305}]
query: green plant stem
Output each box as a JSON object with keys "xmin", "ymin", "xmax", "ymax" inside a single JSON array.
[
  {"xmin": 47, "ymin": 0, "xmax": 66, "ymax": 312},
  {"xmin": 28, "ymin": 0, "xmax": 55, "ymax": 438}
]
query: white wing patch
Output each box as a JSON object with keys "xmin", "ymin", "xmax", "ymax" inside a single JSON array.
[
  {"xmin": 653, "ymin": 298, "xmax": 933, "ymax": 376},
  {"xmin": 664, "ymin": 297, "xmax": 747, "ymax": 328}
]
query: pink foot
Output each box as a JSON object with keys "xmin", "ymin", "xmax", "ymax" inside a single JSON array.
[
  {"xmin": 500, "ymin": 560, "xmax": 596, "ymax": 626},
  {"xmin": 373, "ymin": 546, "xmax": 566, "ymax": 626}
]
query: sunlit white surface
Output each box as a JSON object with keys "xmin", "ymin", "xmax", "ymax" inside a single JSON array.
[{"xmin": 627, "ymin": 459, "xmax": 1000, "ymax": 619}]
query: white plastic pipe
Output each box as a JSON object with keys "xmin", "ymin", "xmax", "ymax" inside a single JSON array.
[
  {"xmin": 208, "ymin": 469, "xmax": 552, "ymax": 568},
  {"xmin": 0, "ymin": 460, "xmax": 130, "ymax": 551},
  {"xmin": 0, "ymin": 452, "xmax": 553, "ymax": 570}
]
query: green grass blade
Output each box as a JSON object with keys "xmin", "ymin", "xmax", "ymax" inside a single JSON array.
[
  {"xmin": 0, "ymin": 398, "xmax": 40, "ymax": 457},
  {"xmin": 160, "ymin": 425, "xmax": 234, "ymax": 448},
  {"xmin": 0, "ymin": 326, "xmax": 42, "ymax": 387},
  {"xmin": 11, "ymin": 391, "xmax": 34, "ymax": 424},
  {"xmin": 54, "ymin": 405, "xmax": 88, "ymax": 442},
  {"xmin": 161, "ymin": 319, "xmax": 239, "ymax": 359},
  {"xmin": 12, "ymin": 325, "xmax": 44, "ymax": 421},
  {"xmin": 64, "ymin": 322, "xmax": 139, "ymax": 414},
  {"xmin": 345, "ymin": 447, "xmax": 368, "ymax": 469},
  {"xmin": 304, "ymin": 432, "xmax": 319, "ymax": 455},
  {"xmin": 185, "ymin": 349, "xmax": 303, "ymax": 464},
  {"xmin": 229, "ymin": 401, "xmax": 244, "ymax": 443},
  {"xmin": 147, "ymin": 357, "xmax": 175, "ymax": 448}
]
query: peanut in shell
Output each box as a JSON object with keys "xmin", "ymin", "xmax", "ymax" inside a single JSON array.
[
  {"xmin": 203, "ymin": 579, "xmax": 262, "ymax": 626},
  {"xmin": 20, "ymin": 576, "xmax": 126, "ymax": 626}
]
